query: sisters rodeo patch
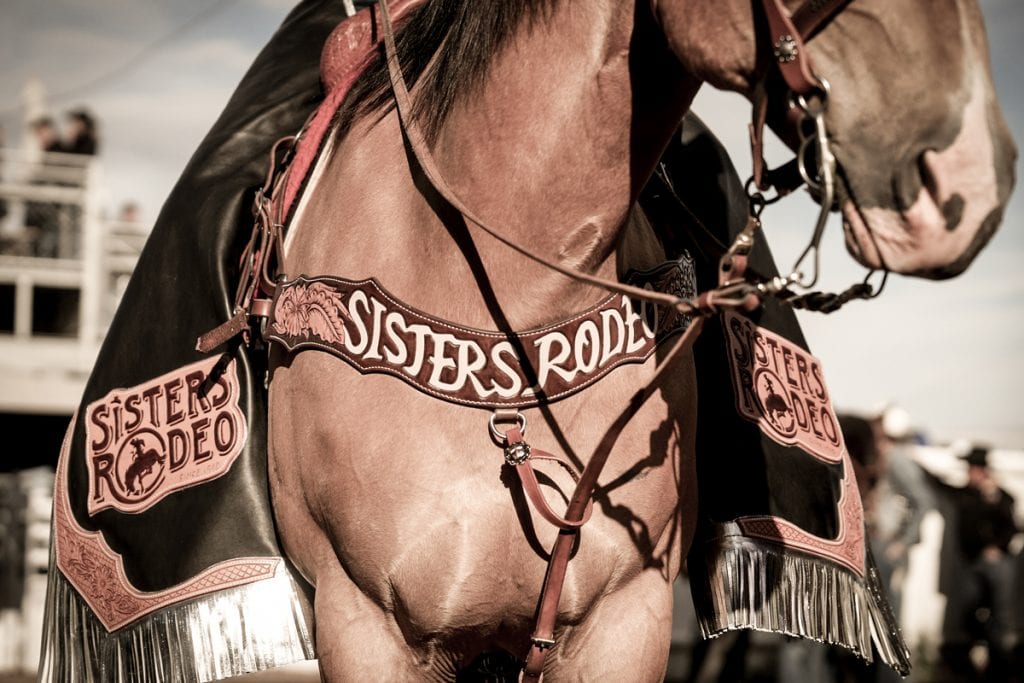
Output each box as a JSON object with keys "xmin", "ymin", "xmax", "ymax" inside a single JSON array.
[
  {"xmin": 84, "ymin": 356, "xmax": 248, "ymax": 515},
  {"xmin": 722, "ymin": 311, "xmax": 843, "ymax": 463}
]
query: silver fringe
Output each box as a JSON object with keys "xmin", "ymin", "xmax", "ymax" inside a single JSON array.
[
  {"xmin": 689, "ymin": 532, "xmax": 911, "ymax": 676},
  {"xmin": 37, "ymin": 547, "xmax": 316, "ymax": 683}
]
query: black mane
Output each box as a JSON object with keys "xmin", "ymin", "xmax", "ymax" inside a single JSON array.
[{"xmin": 337, "ymin": 0, "xmax": 558, "ymax": 141}]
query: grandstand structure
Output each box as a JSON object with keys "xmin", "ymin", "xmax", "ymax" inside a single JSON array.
[
  {"xmin": 0, "ymin": 147, "xmax": 146, "ymax": 418},
  {"xmin": 0, "ymin": 143, "xmax": 148, "ymax": 675}
]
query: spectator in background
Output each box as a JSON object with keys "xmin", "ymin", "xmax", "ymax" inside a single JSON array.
[
  {"xmin": 25, "ymin": 117, "xmax": 64, "ymax": 257},
  {"xmin": 117, "ymin": 201, "xmax": 140, "ymax": 223},
  {"xmin": 30, "ymin": 117, "xmax": 63, "ymax": 154},
  {"xmin": 863, "ymin": 407, "xmax": 936, "ymax": 683},
  {"xmin": 938, "ymin": 446, "xmax": 1019, "ymax": 682},
  {"xmin": 870, "ymin": 408, "xmax": 935, "ymax": 622},
  {"xmin": 62, "ymin": 109, "xmax": 98, "ymax": 156},
  {"xmin": 56, "ymin": 108, "xmax": 98, "ymax": 259}
]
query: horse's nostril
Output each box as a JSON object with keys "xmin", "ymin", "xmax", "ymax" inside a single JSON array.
[
  {"xmin": 891, "ymin": 154, "xmax": 931, "ymax": 212},
  {"xmin": 942, "ymin": 194, "xmax": 965, "ymax": 231}
]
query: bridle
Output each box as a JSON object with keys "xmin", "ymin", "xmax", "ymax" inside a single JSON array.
[{"xmin": 750, "ymin": 0, "xmax": 890, "ymax": 311}]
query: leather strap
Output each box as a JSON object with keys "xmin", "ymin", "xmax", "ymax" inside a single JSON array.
[
  {"xmin": 518, "ymin": 230, "xmax": 767, "ymax": 679},
  {"xmin": 791, "ymin": 0, "xmax": 854, "ymax": 40},
  {"xmin": 196, "ymin": 136, "xmax": 295, "ymax": 352},
  {"xmin": 198, "ymin": 3, "xmax": 425, "ymax": 353},
  {"xmin": 505, "ymin": 427, "xmax": 594, "ymax": 531},
  {"xmin": 758, "ymin": 0, "xmax": 853, "ymax": 95},
  {"xmin": 518, "ymin": 229, "xmax": 759, "ymax": 679},
  {"xmin": 759, "ymin": 0, "xmax": 821, "ymax": 96},
  {"xmin": 519, "ymin": 315, "xmax": 708, "ymax": 680},
  {"xmin": 750, "ymin": 0, "xmax": 853, "ymax": 190}
]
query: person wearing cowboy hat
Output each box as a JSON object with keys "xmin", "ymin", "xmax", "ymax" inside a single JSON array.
[{"xmin": 939, "ymin": 444, "xmax": 1018, "ymax": 681}]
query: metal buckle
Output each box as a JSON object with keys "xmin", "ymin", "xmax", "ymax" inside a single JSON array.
[
  {"xmin": 489, "ymin": 411, "xmax": 527, "ymax": 442},
  {"xmin": 489, "ymin": 411, "xmax": 532, "ymax": 466},
  {"xmin": 530, "ymin": 636, "xmax": 556, "ymax": 650}
]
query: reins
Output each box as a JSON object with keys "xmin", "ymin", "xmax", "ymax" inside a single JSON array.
[{"xmin": 376, "ymin": 0, "xmax": 766, "ymax": 325}]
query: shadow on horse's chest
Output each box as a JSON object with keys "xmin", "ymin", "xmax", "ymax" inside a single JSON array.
[{"xmin": 269, "ymin": 350, "xmax": 692, "ymax": 611}]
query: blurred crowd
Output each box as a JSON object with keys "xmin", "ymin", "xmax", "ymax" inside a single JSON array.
[
  {"xmin": 28, "ymin": 109, "xmax": 99, "ymax": 157},
  {"xmin": 670, "ymin": 406, "xmax": 1023, "ymax": 683},
  {"xmin": 858, "ymin": 408, "xmax": 1019, "ymax": 682}
]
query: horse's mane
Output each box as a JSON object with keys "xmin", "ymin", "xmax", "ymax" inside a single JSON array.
[{"xmin": 336, "ymin": 0, "xmax": 558, "ymax": 141}]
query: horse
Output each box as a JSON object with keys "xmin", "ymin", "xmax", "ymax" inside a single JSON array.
[{"xmin": 265, "ymin": 0, "xmax": 1015, "ymax": 680}]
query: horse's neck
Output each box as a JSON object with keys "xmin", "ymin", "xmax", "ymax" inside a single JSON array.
[{"xmin": 286, "ymin": 1, "xmax": 697, "ymax": 331}]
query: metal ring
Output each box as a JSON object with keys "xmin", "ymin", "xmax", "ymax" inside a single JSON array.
[
  {"xmin": 489, "ymin": 411, "xmax": 527, "ymax": 442},
  {"xmin": 793, "ymin": 77, "xmax": 831, "ymax": 114},
  {"xmin": 797, "ymin": 134, "xmax": 821, "ymax": 190}
]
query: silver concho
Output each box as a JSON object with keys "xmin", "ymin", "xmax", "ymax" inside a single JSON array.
[
  {"xmin": 504, "ymin": 441, "xmax": 532, "ymax": 467},
  {"xmin": 774, "ymin": 35, "xmax": 798, "ymax": 63}
]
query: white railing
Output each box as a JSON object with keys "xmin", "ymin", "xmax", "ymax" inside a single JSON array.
[
  {"xmin": 0, "ymin": 148, "xmax": 151, "ymax": 339},
  {"xmin": 0, "ymin": 147, "xmax": 150, "ymax": 413}
]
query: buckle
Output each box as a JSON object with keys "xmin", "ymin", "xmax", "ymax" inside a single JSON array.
[{"xmin": 530, "ymin": 636, "xmax": 556, "ymax": 650}]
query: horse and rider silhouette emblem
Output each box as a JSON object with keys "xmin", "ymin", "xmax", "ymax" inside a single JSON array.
[
  {"xmin": 754, "ymin": 370, "xmax": 798, "ymax": 438},
  {"xmin": 120, "ymin": 434, "xmax": 166, "ymax": 497}
]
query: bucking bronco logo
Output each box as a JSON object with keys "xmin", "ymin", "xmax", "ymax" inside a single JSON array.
[
  {"xmin": 723, "ymin": 312, "xmax": 843, "ymax": 463},
  {"xmin": 85, "ymin": 357, "xmax": 248, "ymax": 515},
  {"xmin": 755, "ymin": 372, "xmax": 797, "ymax": 438},
  {"xmin": 122, "ymin": 433, "xmax": 165, "ymax": 496}
]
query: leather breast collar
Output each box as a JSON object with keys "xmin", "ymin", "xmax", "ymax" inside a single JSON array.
[{"xmin": 266, "ymin": 257, "xmax": 696, "ymax": 409}]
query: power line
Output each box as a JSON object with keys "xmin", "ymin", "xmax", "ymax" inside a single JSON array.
[{"xmin": 2, "ymin": 0, "xmax": 241, "ymax": 117}]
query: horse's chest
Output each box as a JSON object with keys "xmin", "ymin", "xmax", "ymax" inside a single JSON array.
[
  {"xmin": 270, "ymin": 351, "xmax": 693, "ymax": 621},
  {"xmin": 326, "ymin": 458, "xmax": 676, "ymax": 635}
]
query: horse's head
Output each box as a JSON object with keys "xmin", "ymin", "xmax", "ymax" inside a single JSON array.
[{"xmin": 659, "ymin": 0, "xmax": 1015, "ymax": 278}]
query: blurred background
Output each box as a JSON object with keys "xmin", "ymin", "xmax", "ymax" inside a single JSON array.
[{"xmin": 0, "ymin": 0, "xmax": 1020, "ymax": 681}]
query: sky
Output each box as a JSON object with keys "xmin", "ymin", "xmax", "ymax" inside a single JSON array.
[{"xmin": 1, "ymin": 0, "xmax": 1021, "ymax": 446}]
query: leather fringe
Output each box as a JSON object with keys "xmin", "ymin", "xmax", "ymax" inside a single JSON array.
[
  {"xmin": 688, "ymin": 530, "xmax": 911, "ymax": 676},
  {"xmin": 37, "ymin": 546, "xmax": 315, "ymax": 683}
]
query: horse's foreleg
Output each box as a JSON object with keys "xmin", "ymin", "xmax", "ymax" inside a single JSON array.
[
  {"xmin": 543, "ymin": 568, "xmax": 675, "ymax": 682},
  {"xmin": 314, "ymin": 561, "xmax": 452, "ymax": 682}
]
